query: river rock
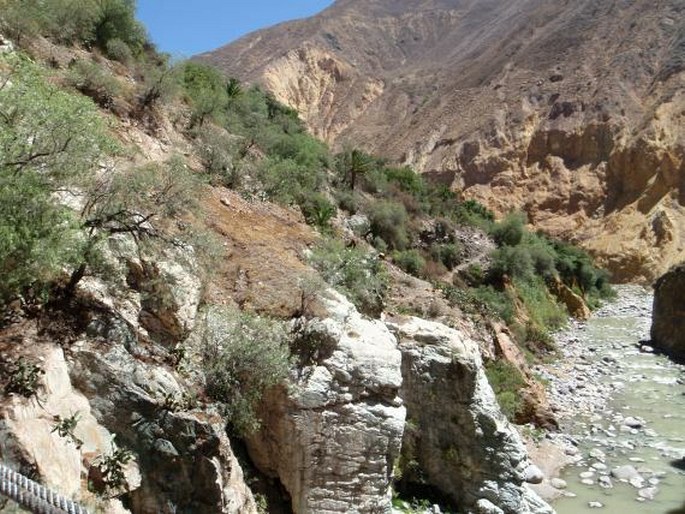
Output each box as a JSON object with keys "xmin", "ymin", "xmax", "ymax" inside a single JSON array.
[
  {"xmin": 610, "ymin": 465, "xmax": 641, "ymax": 481},
  {"xmin": 638, "ymin": 487, "xmax": 658, "ymax": 500},
  {"xmin": 388, "ymin": 316, "xmax": 553, "ymax": 514},
  {"xmin": 623, "ymin": 416, "xmax": 644, "ymax": 428},
  {"xmin": 650, "ymin": 263, "xmax": 685, "ymax": 362},
  {"xmin": 598, "ymin": 476, "xmax": 613, "ymax": 489},
  {"xmin": 550, "ymin": 478, "xmax": 567, "ymax": 489},
  {"xmin": 247, "ymin": 291, "xmax": 406, "ymax": 514}
]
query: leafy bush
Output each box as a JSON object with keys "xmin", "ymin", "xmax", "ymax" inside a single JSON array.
[
  {"xmin": 491, "ymin": 211, "xmax": 527, "ymax": 247},
  {"xmin": 91, "ymin": 0, "xmax": 146, "ymax": 54},
  {"xmin": 298, "ymin": 192, "xmax": 337, "ymax": 231},
  {"xmin": 309, "ymin": 239, "xmax": 388, "ymax": 317},
  {"xmin": 393, "ymin": 250, "xmax": 425, "ymax": 277},
  {"xmin": 201, "ymin": 306, "xmax": 291, "ymax": 436},
  {"xmin": 0, "ymin": 53, "xmax": 113, "ymax": 301},
  {"xmin": 3, "ymin": 357, "xmax": 45, "ymax": 398},
  {"xmin": 489, "ymin": 245, "xmax": 535, "ymax": 282},
  {"xmin": 368, "ymin": 200, "xmax": 409, "ymax": 251},
  {"xmin": 257, "ymin": 157, "xmax": 325, "ymax": 204},
  {"xmin": 384, "ymin": 166, "xmax": 425, "ymax": 195},
  {"xmin": 429, "ymin": 243, "xmax": 461, "ymax": 270},
  {"xmin": 484, "ymin": 360, "xmax": 527, "ymax": 420},
  {"xmin": 335, "ymin": 148, "xmax": 375, "ymax": 190},
  {"xmin": 1, "ymin": 0, "xmax": 146, "ymax": 53},
  {"xmin": 514, "ymin": 277, "xmax": 567, "ymax": 339},
  {"xmin": 194, "ymin": 126, "xmax": 241, "ymax": 187},
  {"xmin": 105, "ymin": 37, "xmax": 133, "ymax": 64},
  {"xmin": 134, "ymin": 58, "xmax": 178, "ymax": 112},
  {"xmin": 472, "ymin": 286, "xmax": 515, "ymax": 323},
  {"xmin": 551, "ymin": 240, "xmax": 614, "ymax": 300},
  {"xmin": 180, "ymin": 60, "xmax": 227, "ymax": 127},
  {"xmin": 334, "ymin": 190, "xmax": 362, "ymax": 214},
  {"xmin": 66, "ymin": 59, "xmax": 121, "ymax": 108}
]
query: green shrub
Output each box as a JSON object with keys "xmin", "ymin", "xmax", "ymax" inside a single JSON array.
[
  {"xmin": 491, "ymin": 211, "xmax": 527, "ymax": 247},
  {"xmin": 384, "ymin": 166, "xmax": 425, "ymax": 195},
  {"xmin": 0, "ymin": 53, "xmax": 114, "ymax": 301},
  {"xmin": 453, "ymin": 199, "xmax": 495, "ymax": 229},
  {"xmin": 429, "ymin": 243, "xmax": 461, "ymax": 270},
  {"xmin": 484, "ymin": 360, "xmax": 527, "ymax": 420},
  {"xmin": 514, "ymin": 277, "xmax": 567, "ymax": 335},
  {"xmin": 309, "ymin": 239, "xmax": 388, "ymax": 317},
  {"xmin": 298, "ymin": 192, "xmax": 337, "ymax": 231},
  {"xmin": 194, "ymin": 126, "xmax": 241, "ymax": 187},
  {"xmin": 91, "ymin": 0, "xmax": 146, "ymax": 54},
  {"xmin": 526, "ymin": 237, "xmax": 557, "ymax": 280},
  {"xmin": 489, "ymin": 246, "xmax": 535, "ymax": 282},
  {"xmin": 335, "ymin": 148, "xmax": 375, "ymax": 190},
  {"xmin": 334, "ymin": 190, "xmax": 362, "ymax": 214},
  {"xmin": 105, "ymin": 37, "xmax": 133, "ymax": 64},
  {"xmin": 393, "ymin": 250, "xmax": 425, "ymax": 277},
  {"xmin": 368, "ymin": 200, "xmax": 409, "ymax": 251},
  {"xmin": 257, "ymin": 157, "xmax": 326, "ymax": 205},
  {"xmin": 66, "ymin": 59, "xmax": 121, "ymax": 108},
  {"xmin": 180, "ymin": 60, "xmax": 227, "ymax": 127},
  {"xmin": 201, "ymin": 306, "xmax": 291, "ymax": 436},
  {"xmin": 472, "ymin": 286, "xmax": 515, "ymax": 323},
  {"xmin": 3, "ymin": 357, "xmax": 45, "ymax": 398},
  {"xmin": 134, "ymin": 58, "xmax": 178, "ymax": 112}
]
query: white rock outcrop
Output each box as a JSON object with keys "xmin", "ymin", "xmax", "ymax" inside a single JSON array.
[
  {"xmin": 247, "ymin": 291, "xmax": 406, "ymax": 514},
  {"xmin": 387, "ymin": 316, "xmax": 554, "ymax": 514}
]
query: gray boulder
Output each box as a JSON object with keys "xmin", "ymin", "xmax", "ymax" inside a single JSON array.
[{"xmin": 387, "ymin": 316, "xmax": 554, "ymax": 514}]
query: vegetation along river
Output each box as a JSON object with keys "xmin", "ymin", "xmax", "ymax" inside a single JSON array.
[{"xmin": 533, "ymin": 285, "xmax": 685, "ymax": 513}]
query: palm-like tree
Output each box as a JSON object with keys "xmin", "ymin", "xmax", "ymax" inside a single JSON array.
[{"xmin": 338, "ymin": 148, "xmax": 373, "ymax": 190}]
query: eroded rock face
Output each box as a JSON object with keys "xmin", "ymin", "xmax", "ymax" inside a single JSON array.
[
  {"xmin": 651, "ymin": 262, "xmax": 685, "ymax": 362},
  {"xmin": 0, "ymin": 343, "xmax": 135, "ymax": 513},
  {"xmin": 247, "ymin": 291, "xmax": 406, "ymax": 514},
  {"xmin": 387, "ymin": 316, "xmax": 554, "ymax": 514},
  {"xmin": 69, "ymin": 321, "xmax": 257, "ymax": 514}
]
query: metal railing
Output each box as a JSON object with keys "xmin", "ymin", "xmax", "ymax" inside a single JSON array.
[{"xmin": 0, "ymin": 464, "xmax": 89, "ymax": 514}]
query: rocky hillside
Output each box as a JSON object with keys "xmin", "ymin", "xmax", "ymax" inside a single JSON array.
[
  {"xmin": 199, "ymin": 0, "xmax": 685, "ymax": 283},
  {"xmin": 0, "ymin": 2, "xmax": 568, "ymax": 512}
]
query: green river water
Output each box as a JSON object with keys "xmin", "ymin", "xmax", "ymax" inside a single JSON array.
[{"xmin": 552, "ymin": 287, "xmax": 685, "ymax": 514}]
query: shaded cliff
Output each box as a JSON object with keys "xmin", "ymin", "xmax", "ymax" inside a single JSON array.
[
  {"xmin": 200, "ymin": 0, "xmax": 685, "ymax": 283},
  {"xmin": 651, "ymin": 262, "xmax": 685, "ymax": 362}
]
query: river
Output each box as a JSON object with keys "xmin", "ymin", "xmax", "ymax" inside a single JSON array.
[{"xmin": 534, "ymin": 285, "xmax": 685, "ymax": 514}]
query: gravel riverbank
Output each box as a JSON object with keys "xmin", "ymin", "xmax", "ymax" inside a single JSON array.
[{"xmin": 526, "ymin": 285, "xmax": 685, "ymax": 513}]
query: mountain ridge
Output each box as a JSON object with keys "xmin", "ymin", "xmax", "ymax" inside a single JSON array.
[{"xmin": 199, "ymin": 0, "xmax": 685, "ymax": 282}]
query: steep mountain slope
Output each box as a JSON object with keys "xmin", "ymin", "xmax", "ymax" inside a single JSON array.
[{"xmin": 199, "ymin": 0, "xmax": 685, "ymax": 282}]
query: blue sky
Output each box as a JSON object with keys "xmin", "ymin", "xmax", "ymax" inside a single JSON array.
[{"xmin": 137, "ymin": 1, "xmax": 334, "ymax": 58}]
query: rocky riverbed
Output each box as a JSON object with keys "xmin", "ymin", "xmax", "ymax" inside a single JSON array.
[{"xmin": 530, "ymin": 285, "xmax": 685, "ymax": 513}]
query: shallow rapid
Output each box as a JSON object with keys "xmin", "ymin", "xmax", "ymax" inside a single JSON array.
[{"xmin": 535, "ymin": 285, "xmax": 685, "ymax": 514}]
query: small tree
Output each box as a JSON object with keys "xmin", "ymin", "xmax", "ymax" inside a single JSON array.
[
  {"xmin": 201, "ymin": 306, "xmax": 292, "ymax": 436},
  {"xmin": 0, "ymin": 53, "xmax": 113, "ymax": 301},
  {"xmin": 336, "ymin": 148, "xmax": 374, "ymax": 190}
]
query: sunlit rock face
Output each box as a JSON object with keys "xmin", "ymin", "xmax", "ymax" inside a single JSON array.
[
  {"xmin": 388, "ymin": 316, "xmax": 554, "ymax": 514},
  {"xmin": 246, "ymin": 291, "xmax": 406, "ymax": 514}
]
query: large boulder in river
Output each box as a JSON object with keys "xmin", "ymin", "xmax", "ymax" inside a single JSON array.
[
  {"xmin": 387, "ymin": 316, "xmax": 554, "ymax": 514},
  {"xmin": 651, "ymin": 262, "xmax": 685, "ymax": 362}
]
